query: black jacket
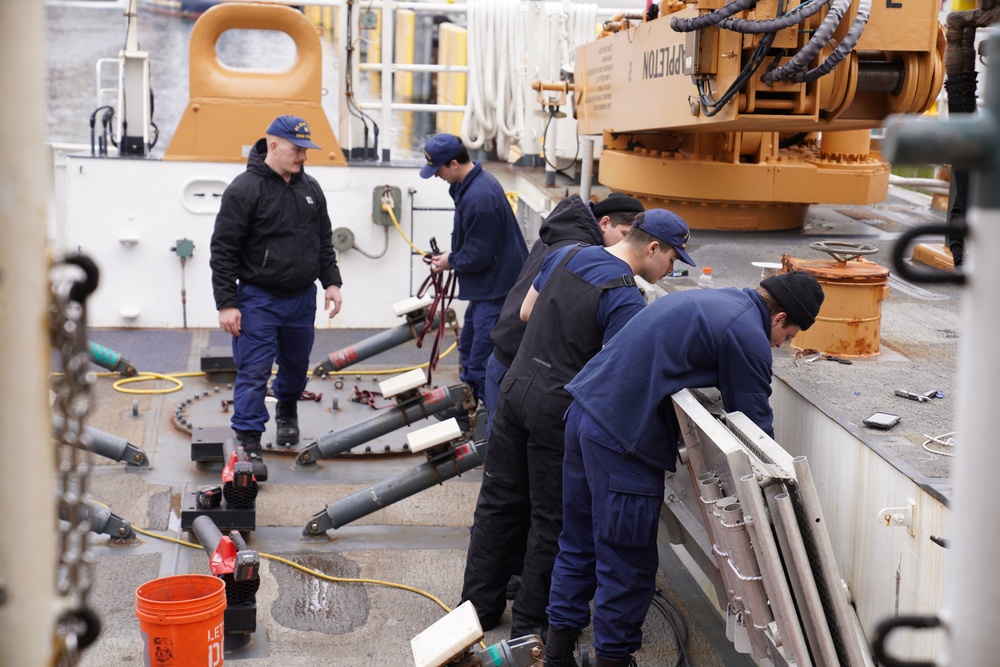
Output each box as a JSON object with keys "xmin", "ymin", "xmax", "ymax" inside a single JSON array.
[
  {"xmin": 210, "ymin": 138, "xmax": 341, "ymax": 310},
  {"xmin": 489, "ymin": 194, "xmax": 603, "ymax": 367}
]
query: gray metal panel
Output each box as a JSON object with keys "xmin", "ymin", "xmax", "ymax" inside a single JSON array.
[{"xmin": 672, "ymin": 389, "xmax": 873, "ymax": 667}]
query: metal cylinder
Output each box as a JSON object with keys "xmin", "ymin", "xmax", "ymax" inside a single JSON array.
[
  {"xmin": 782, "ymin": 253, "xmax": 890, "ymax": 357},
  {"xmin": 305, "ymin": 441, "xmax": 485, "ymax": 534},
  {"xmin": 720, "ymin": 503, "xmax": 774, "ymax": 634},
  {"xmin": 737, "ymin": 475, "xmax": 813, "ymax": 667},
  {"xmin": 192, "ymin": 515, "xmax": 225, "ymax": 557},
  {"xmin": 52, "ymin": 415, "xmax": 147, "ymax": 466},
  {"xmin": 299, "ymin": 384, "xmax": 468, "ymax": 463},
  {"xmin": 313, "ymin": 311, "xmax": 441, "ymax": 376},
  {"xmin": 766, "ymin": 488, "xmax": 839, "ymax": 667}
]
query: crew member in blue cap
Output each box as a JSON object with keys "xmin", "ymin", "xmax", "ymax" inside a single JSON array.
[
  {"xmin": 544, "ymin": 268, "xmax": 825, "ymax": 667},
  {"xmin": 420, "ymin": 133, "xmax": 528, "ymax": 409},
  {"xmin": 461, "ymin": 209, "xmax": 695, "ymax": 641},
  {"xmin": 210, "ymin": 115, "xmax": 342, "ymax": 479},
  {"xmin": 484, "ymin": 192, "xmax": 645, "ymax": 429}
]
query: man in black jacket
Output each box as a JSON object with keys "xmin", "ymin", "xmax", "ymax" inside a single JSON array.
[
  {"xmin": 482, "ymin": 192, "xmax": 644, "ymax": 427},
  {"xmin": 210, "ymin": 116, "xmax": 343, "ymax": 480}
]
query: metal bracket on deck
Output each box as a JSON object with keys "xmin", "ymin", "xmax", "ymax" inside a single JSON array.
[{"xmin": 876, "ymin": 499, "xmax": 916, "ymax": 537}]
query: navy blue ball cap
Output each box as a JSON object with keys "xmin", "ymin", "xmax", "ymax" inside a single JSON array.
[
  {"xmin": 635, "ymin": 209, "xmax": 696, "ymax": 267},
  {"xmin": 420, "ymin": 134, "xmax": 464, "ymax": 178},
  {"xmin": 266, "ymin": 115, "xmax": 321, "ymax": 149}
]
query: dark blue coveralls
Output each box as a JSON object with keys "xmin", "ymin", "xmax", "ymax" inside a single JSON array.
[
  {"xmin": 462, "ymin": 244, "xmax": 645, "ymax": 637},
  {"xmin": 209, "ymin": 138, "xmax": 341, "ymax": 433},
  {"xmin": 548, "ymin": 287, "xmax": 778, "ymax": 659},
  {"xmin": 445, "ymin": 163, "xmax": 527, "ymax": 403}
]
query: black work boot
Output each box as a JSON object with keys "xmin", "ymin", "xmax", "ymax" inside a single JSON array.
[
  {"xmin": 506, "ymin": 574, "xmax": 521, "ymax": 600},
  {"xmin": 544, "ymin": 627, "xmax": 581, "ymax": 667},
  {"xmin": 235, "ymin": 429, "xmax": 268, "ymax": 482},
  {"xmin": 275, "ymin": 400, "xmax": 300, "ymax": 447}
]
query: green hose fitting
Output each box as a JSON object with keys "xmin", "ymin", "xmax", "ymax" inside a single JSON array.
[{"xmin": 88, "ymin": 341, "xmax": 137, "ymax": 377}]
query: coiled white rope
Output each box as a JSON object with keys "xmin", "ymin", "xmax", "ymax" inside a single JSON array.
[{"xmin": 462, "ymin": 0, "xmax": 597, "ymax": 161}]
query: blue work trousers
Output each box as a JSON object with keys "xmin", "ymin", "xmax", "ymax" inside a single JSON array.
[
  {"xmin": 231, "ymin": 283, "xmax": 316, "ymax": 432},
  {"xmin": 547, "ymin": 401, "xmax": 664, "ymax": 658},
  {"xmin": 459, "ymin": 299, "xmax": 503, "ymax": 403}
]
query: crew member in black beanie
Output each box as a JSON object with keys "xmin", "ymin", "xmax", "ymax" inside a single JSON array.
[{"xmin": 544, "ymin": 269, "xmax": 823, "ymax": 666}]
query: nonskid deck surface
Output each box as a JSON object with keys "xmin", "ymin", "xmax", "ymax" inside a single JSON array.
[{"xmin": 73, "ymin": 329, "xmax": 739, "ymax": 666}]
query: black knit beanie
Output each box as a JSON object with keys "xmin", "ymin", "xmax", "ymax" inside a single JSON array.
[
  {"xmin": 761, "ymin": 270, "xmax": 825, "ymax": 330},
  {"xmin": 592, "ymin": 192, "xmax": 644, "ymax": 218}
]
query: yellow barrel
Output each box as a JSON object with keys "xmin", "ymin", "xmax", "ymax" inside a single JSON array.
[{"xmin": 782, "ymin": 253, "xmax": 890, "ymax": 357}]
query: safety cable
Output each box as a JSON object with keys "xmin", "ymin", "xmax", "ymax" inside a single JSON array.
[
  {"xmin": 132, "ymin": 526, "xmax": 488, "ymax": 650},
  {"xmin": 384, "ymin": 202, "xmax": 428, "ymax": 256},
  {"xmin": 652, "ymin": 588, "xmax": 691, "ymax": 667},
  {"xmin": 541, "ymin": 107, "xmax": 581, "ymax": 176},
  {"xmin": 415, "ymin": 248, "xmax": 457, "ymax": 388}
]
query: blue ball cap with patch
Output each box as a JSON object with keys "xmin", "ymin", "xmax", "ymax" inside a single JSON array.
[
  {"xmin": 635, "ymin": 209, "xmax": 696, "ymax": 267},
  {"xmin": 266, "ymin": 115, "xmax": 321, "ymax": 149},
  {"xmin": 420, "ymin": 134, "xmax": 465, "ymax": 178}
]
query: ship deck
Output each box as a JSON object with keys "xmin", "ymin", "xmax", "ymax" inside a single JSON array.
[{"xmin": 67, "ymin": 178, "xmax": 958, "ymax": 666}]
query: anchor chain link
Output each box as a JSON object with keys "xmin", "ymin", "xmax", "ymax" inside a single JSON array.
[{"xmin": 49, "ymin": 256, "xmax": 102, "ymax": 666}]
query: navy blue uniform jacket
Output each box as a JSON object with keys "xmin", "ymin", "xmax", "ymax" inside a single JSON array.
[
  {"xmin": 566, "ymin": 287, "xmax": 775, "ymax": 471},
  {"xmin": 447, "ymin": 163, "xmax": 527, "ymax": 301}
]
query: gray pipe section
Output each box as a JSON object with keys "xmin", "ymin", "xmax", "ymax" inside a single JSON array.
[
  {"xmin": 696, "ymin": 476, "xmax": 735, "ymax": 610},
  {"xmin": 312, "ymin": 311, "xmax": 441, "ymax": 377},
  {"xmin": 60, "ymin": 499, "xmax": 135, "ymax": 542},
  {"xmin": 790, "ymin": 456, "xmax": 866, "ymax": 667},
  {"xmin": 192, "ymin": 515, "xmax": 224, "ymax": 557},
  {"xmin": 721, "ymin": 502, "xmax": 772, "ymax": 660},
  {"xmin": 580, "ymin": 137, "xmax": 594, "ymax": 202},
  {"xmin": 295, "ymin": 383, "xmax": 469, "ymax": 465},
  {"xmin": 303, "ymin": 441, "xmax": 486, "ymax": 536},
  {"xmin": 737, "ymin": 474, "xmax": 813, "ymax": 667},
  {"xmin": 52, "ymin": 415, "xmax": 148, "ymax": 467},
  {"xmin": 767, "ymin": 488, "xmax": 839, "ymax": 667}
]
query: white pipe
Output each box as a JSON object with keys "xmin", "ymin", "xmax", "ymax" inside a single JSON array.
[
  {"xmin": 0, "ymin": 2, "xmax": 58, "ymax": 665},
  {"xmin": 947, "ymin": 205, "xmax": 1000, "ymax": 666},
  {"xmin": 580, "ymin": 136, "xmax": 595, "ymax": 201},
  {"xmin": 380, "ymin": 2, "xmax": 394, "ymax": 161}
]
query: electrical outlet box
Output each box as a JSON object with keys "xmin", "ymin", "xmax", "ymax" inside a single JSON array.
[{"xmin": 373, "ymin": 185, "xmax": 402, "ymax": 227}]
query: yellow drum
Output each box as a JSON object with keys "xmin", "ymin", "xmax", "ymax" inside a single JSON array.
[{"xmin": 782, "ymin": 242, "xmax": 890, "ymax": 357}]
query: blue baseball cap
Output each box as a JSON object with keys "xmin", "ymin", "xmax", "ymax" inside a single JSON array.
[
  {"xmin": 635, "ymin": 209, "xmax": 696, "ymax": 266},
  {"xmin": 420, "ymin": 134, "xmax": 465, "ymax": 178},
  {"xmin": 266, "ymin": 115, "xmax": 321, "ymax": 149}
]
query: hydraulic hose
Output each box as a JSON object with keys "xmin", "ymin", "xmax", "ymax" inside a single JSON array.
[
  {"xmin": 790, "ymin": 0, "xmax": 870, "ymax": 83},
  {"xmin": 670, "ymin": 0, "xmax": 758, "ymax": 32},
  {"xmin": 762, "ymin": 0, "xmax": 852, "ymax": 85},
  {"xmin": 719, "ymin": 0, "xmax": 827, "ymax": 34}
]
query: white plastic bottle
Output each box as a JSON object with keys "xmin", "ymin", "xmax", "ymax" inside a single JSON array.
[{"xmin": 698, "ymin": 267, "xmax": 714, "ymax": 288}]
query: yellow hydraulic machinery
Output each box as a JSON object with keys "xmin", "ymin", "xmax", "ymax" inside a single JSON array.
[
  {"xmin": 165, "ymin": 3, "xmax": 346, "ymax": 165},
  {"xmin": 573, "ymin": 0, "xmax": 944, "ymax": 229},
  {"xmin": 783, "ymin": 242, "xmax": 890, "ymax": 357}
]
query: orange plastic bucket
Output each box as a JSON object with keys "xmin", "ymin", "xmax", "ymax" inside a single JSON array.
[{"xmin": 136, "ymin": 574, "xmax": 227, "ymax": 666}]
